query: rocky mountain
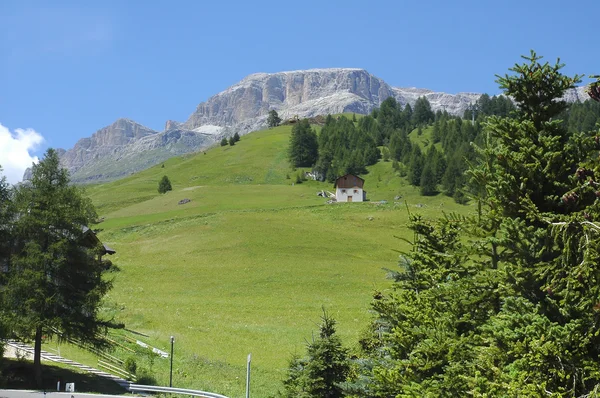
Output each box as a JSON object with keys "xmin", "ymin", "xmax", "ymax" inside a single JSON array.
[
  {"xmin": 181, "ymin": 68, "xmax": 482, "ymax": 137},
  {"xmin": 36, "ymin": 68, "xmax": 592, "ymax": 183},
  {"xmin": 48, "ymin": 119, "xmax": 215, "ymax": 183}
]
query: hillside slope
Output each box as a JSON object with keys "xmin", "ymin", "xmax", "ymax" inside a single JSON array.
[{"xmin": 87, "ymin": 123, "xmax": 472, "ymax": 396}]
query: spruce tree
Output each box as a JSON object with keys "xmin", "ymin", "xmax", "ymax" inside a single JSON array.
[
  {"xmin": 220, "ymin": 137, "xmax": 228, "ymax": 146},
  {"xmin": 229, "ymin": 136, "xmax": 235, "ymax": 146},
  {"xmin": 419, "ymin": 163, "xmax": 437, "ymax": 195},
  {"xmin": 158, "ymin": 175, "xmax": 172, "ymax": 193},
  {"xmin": 3, "ymin": 149, "xmax": 112, "ymax": 386},
  {"xmin": 357, "ymin": 51, "xmax": 600, "ymax": 396},
  {"xmin": 408, "ymin": 145, "xmax": 424, "ymax": 186},
  {"xmin": 267, "ymin": 110, "xmax": 282, "ymax": 128},
  {"xmin": 288, "ymin": 119, "xmax": 318, "ymax": 168},
  {"xmin": 233, "ymin": 132, "xmax": 240, "ymax": 142},
  {"xmin": 281, "ymin": 311, "xmax": 349, "ymax": 398}
]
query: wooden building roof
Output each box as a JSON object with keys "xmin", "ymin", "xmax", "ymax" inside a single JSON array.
[{"xmin": 334, "ymin": 174, "xmax": 364, "ymax": 189}]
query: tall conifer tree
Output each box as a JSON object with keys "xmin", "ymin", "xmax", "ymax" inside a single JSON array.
[{"xmin": 3, "ymin": 149, "xmax": 113, "ymax": 386}]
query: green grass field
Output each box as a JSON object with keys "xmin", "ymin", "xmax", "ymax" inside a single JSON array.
[{"xmin": 76, "ymin": 123, "xmax": 474, "ymax": 396}]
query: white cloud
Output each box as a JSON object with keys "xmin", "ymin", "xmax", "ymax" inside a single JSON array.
[{"xmin": 0, "ymin": 123, "xmax": 45, "ymax": 185}]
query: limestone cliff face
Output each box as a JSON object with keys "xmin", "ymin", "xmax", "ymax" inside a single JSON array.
[
  {"xmin": 54, "ymin": 119, "xmax": 214, "ymax": 183},
  {"xmin": 183, "ymin": 69, "xmax": 392, "ymax": 130},
  {"xmin": 61, "ymin": 118, "xmax": 156, "ymax": 174}
]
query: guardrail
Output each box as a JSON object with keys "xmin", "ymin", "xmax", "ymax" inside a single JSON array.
[{"xmin": 129, "ymin": 384, "xmax": 230, "ymax": 398}]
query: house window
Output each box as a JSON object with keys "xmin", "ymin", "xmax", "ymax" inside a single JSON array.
[
  {"xmin": 354, "ymin": 189, "xmax": 358, "ymax": 194},
  {"xmin": 342, "ymin": 189, "xmax": 346, "ymax": 193}
]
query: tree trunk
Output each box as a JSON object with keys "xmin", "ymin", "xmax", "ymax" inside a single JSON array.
[{"xmin": 34, "ymin": 325, "xmax": 42, "ymax": 387}]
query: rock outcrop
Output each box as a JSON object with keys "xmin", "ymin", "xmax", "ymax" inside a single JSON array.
[
  {"xmin": 40, "ymin": 119, "xmax": 215, "ymax": 183},
  {"xmin": 181, "ymin": 68, "xmax": 481, "ymax": 135}
]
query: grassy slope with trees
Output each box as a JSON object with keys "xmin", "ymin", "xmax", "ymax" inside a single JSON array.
[
  {"xmin": 2, "ymin": 60, "xmax": 600, "ymax": 395},
  {"xmin": 65, "ymin": 122, "xmax": 468, "ymax": 396}
]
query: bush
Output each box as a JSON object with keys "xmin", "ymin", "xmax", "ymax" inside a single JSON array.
[
  {"xmin": 124, "ymin": 357, "xmax": 137, "ymax": 375},
  {"xmin": 158, "ymin": 175, "xmax": 172, "ymax": 194}
]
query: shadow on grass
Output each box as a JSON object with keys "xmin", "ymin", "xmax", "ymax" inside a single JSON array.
[{"xmin": 0, "ymin": 358, "xmax": 126, "ymax": 394}]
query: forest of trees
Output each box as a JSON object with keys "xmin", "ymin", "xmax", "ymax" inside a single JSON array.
[
  {"xmin": 282, "ymin": 53, "xmax": 600, "ymax": 397},
  {"xmin": 288, "ymin": 78, "xmax": 600, "ymax": 204}
]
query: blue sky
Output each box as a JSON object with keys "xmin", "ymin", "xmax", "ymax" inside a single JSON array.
[{"xmin": 0, "ymin": 0, "xmax": 598, "ymax": 183}]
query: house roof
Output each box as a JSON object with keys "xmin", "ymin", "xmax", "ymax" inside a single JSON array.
[
  {"xmin": 334, "ymin": 174, "xmax": 365, "ymax": 189},
  {"xmin": 82, "ymin": 226, "xmax": 116, "ymax": 255}
]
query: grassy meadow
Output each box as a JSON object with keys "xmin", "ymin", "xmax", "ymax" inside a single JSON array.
[{"xmin": 70, "ymin": 123, "xmax": 475, "ymax": 396}]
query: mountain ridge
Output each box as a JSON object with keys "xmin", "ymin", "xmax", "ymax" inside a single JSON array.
[{"xmin": 35, "ymin": 68, "xmax": 591, "ymax": 183}]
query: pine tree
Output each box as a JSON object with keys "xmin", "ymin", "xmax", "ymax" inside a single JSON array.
[
  {"xmin": 412, "ymin": 97, "xmax": 434, "ymax": 126},
  {"xmin": 288, "ymin": 119, "xmax": 318, "ymax": 167},
  {"xmin": 2, "ymin": 149, "xmax": 113, "ymax": 386},
  {"xmin": 0, "ymin": 166, "xmax": 12, "ymax": 266},
  {"xmin": 408, "ymin": 145, "xmax": 424, "ymax": 186},
  {"xmin": 356, "ymin": 51, "xmax": 600, "ymax": 396},
  {"xmin": 281, "ymin": 310, "xmax": 350, "ymax": 398},
  {"xmin": 229, "ymin": 136, "xmax": 235, "ymax": 146},
  {"xmin": 267, "ymin": 110, "xmax": 282, "ymax": 128},
  {"xmin": 220, "ymin": 137, "xmax": 228, "ymax": 146},
  {"xmin": 420, "ymin": 163, "xmax": 437, "ymax": 195},
  {"xmin": 233, "ymin": 132, "xmax": 240, "ymax": 142},
  {"xmin": 158, "ymin": 175, "xmax": 172, "ymax": 193}
]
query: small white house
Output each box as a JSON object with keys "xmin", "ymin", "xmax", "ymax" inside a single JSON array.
[{"xmin": 334, "ymin": 174, "xmax": 365, "ymax": 202}]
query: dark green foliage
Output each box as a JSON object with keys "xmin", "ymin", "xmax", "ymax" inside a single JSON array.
[
  {"xmin": 0, "ymin": 167, "xmax": 11, "ymax": 364},
  {"xmin": 314, "ymin": 116, "xmax": 378, "ymax": 181},
  {"xmin": 412, "ymin": 96, "xmax": 434, "ymax": 126},
  {"xmin": 268, "ymin": 110, "xmax": 282, "ymax": 128},
  {"xmin": 281, "ymin": 311, "xmax": 350, "ymax": 398},
  {"xmin": 158, "ymin": 175, "xmax": 172, "ymax": 194},
  {"xmin": 0, "ymin": 166, "xmax": 13, "ymax": 270},
  {"xmin": 356, "ymin": 51, "xmax": 600, "ymax": 397},
  {"xmin": 419, "ymin": 163, "xmax": 437, "ymax": 195},
  {"xmin": 233, "ymin": 132, "xmax": 240, "ymax": 142},
  {"xmin": 220, "ymin": 137, "xmax": 228, "ymax": 146},
  {"xmin": 229, "ymin": 136, "xmax": 235, "ymax": 146},
  {"xmin": 408, "ymin": 145, "xmax": 424, "ymax": 186},
  {"xmin": 288, "ymin": 119, "xmax": 319, "ymax": 168},
  {"xmin": 124, "ymin": 357, "xmax": 137, "ymax": 375},
  {"xmin": 1, "ymin": 149, "xmax": 112, "ymax": 386}
]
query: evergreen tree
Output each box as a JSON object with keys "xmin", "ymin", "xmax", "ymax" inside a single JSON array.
[
  {"xmin": 267, "ymin": 110, "xmax": 282, "ymax": 128},
  {"xmin": 220, "ymin": 137, "xmax": 228, "ymax": 146},
  {"xmin": 281, "ymin": 311, "xmax": 350, "ymax": 398},
  {"xmin": 0, "ymin": 166, "xmax": 12, "ymax": 267},
  {"xmin": 408, "ymin": 145, "xmax": 424, "ymax": 186},
  {"xmin": 229, "ymin": 136, "xmax": 235, "ymax": 146},
  {"xmin": 356, "ymin": 51, "xmax": 600, "ymax": 396},
  {"xmin": 378, "ymin": 97, "xmax": 400, "ymax": 130},
  {"xmin": 412, "ymin": 97, "xmax": 434, "ymax": 126},
  {"xmin": 402, "ymin": 103, "xmax": 413, "ymax": 129},
  {"xmin": 419, "ymin": 163, "xmax": 437, "ymax": 195},
  {"xmin": 233, "ymin": 132, "xmax": 240, "ymax": 142},
  {"xmin": 158, "ymin": 175, "xmax": 172, "ymax": 193},
  {"xmin": 288, "ymin": 119, "xmax": 319, "ymax": 168},
  {"xmin": 2, "ymin": 149, "xmax": 112, "ymax": 386}
]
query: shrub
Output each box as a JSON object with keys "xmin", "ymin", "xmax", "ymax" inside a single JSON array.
[
  {"xmin": 158, "ymin": 175, "xmax": 172, "ymax": 194},
  {"xmin": 124, "ymin": 357, "xmax": 137, "ymax": 375}
]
